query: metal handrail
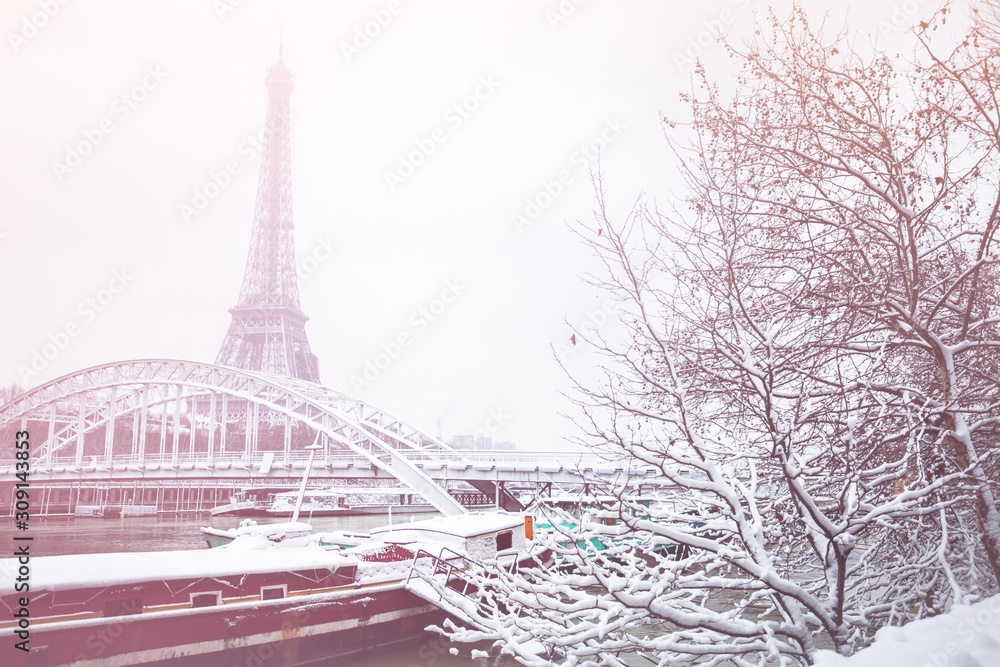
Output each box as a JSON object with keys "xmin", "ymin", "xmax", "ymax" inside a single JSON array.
[
  {"xmin": 403, "ymin": 546, "xmax": 467, "ymax": 589},
  {"xmin": 403, "ymin": 546, "xmax": 490, "ymax": 609},
  {"xmin": 402, "ymin": 544, "xmax": 566, "ymax": 663}
]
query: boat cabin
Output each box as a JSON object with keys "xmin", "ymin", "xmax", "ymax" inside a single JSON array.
[
  {"xmin": 269, "ymin": 489, "xmax": 347, "ymax": 514},
  {"xmin": 370, "ymin": 513, "xmax": 532, "ymax": 562}
]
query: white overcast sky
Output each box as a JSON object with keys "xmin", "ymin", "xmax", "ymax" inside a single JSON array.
[{"xmin": 0, "ymin": 0, "xmax": 946, "ymax": 451}]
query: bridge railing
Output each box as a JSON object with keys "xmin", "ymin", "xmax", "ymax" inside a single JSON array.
[{"xmin": 30, "ymin": 449, "xmax": 627, "ymax": 469}]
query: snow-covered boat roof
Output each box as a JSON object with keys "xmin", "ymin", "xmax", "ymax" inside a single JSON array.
[
  {"xmin": 238, "ymin": 521, "xmax": 312, "ymax": 534},
  {"xmin": 325, "ymin": 486, "xmax": 417, "ymax": 493},
  {"xmin": 0, "ymin": 542, "xmax": 357, "ymax": 595},
  {"xmin": 273, "ymin": 490, "xmax": 342, "ymax": 498},
  {"xmin": 273, "ymin": 487, "xmax": 418, "ymax": 497},
  {"xmin": 370, "ymin": 512, "xmax": 525, "ymax": 541},
  {"xmin": 541, "ymin": 494, "xmax": 674, "ymax": 503}
]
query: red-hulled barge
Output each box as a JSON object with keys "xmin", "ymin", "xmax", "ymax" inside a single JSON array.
[{"xmin": 1, "ymin": 513, "xmax": 540, "ymax": 666}]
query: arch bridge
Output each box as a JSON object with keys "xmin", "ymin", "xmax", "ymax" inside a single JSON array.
[{"xmin": 0, "ymin": 360, "xmax": 647, "ymax": 516}]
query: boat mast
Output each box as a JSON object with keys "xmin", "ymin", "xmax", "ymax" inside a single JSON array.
[{"xmin": 290, "ymin": 434, "xmax": 322, "ymax": 524}]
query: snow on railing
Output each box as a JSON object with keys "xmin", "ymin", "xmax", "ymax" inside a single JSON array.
[
  {"xmin": 402, "ymin": 547, "xmax": 514, "ymax": 626},
  {"xmin": 402, "ymin": 546, "xmax": 566, "ymax": 664}
]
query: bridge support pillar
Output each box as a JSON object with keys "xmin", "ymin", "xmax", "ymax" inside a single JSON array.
[{"xmin": 75, "ymin": 393, "xmax": 85, "ymax": 467}]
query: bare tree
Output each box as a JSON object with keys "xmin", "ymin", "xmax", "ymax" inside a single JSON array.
[
  {"xmin": 0, "ymin": 383, "xmax": 28, "ymax": 458},
  {"xmin": 437, "ymin": 5, "xmax": 1000, "ymax": 665},
  {"xmin": 0, "ymin": 384, "xmax": 26, "ymax": 406}
]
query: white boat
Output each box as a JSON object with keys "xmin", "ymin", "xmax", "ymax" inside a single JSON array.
[
  {"xmin": 207, "ymin": 488, "xmax": 274, "ymax": 516},
  {"xmin": 201, "ymin": 519, "xmax": 313, "ymax": 548},
  {"xmin": 209, "ymin": 486, "xmax": 442, "ymax": 517},
  {"xmin": 203, "ymin": 441, "xmax": 322, "ymax": 548},
  {"xmin": 266, "ymin": 487, "xmax": 437, "ymax": 517}
]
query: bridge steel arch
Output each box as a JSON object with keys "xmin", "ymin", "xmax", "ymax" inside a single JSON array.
[{"xmin": 0, "ymin": 359, "xmax": 467, "ymax": 516}]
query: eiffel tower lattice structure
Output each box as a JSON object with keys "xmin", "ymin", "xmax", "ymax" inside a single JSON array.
[{"xmin": 216, "ymin": 42, "xmax": 320, "ymax": 383}]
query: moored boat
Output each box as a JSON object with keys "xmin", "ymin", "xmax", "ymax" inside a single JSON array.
[
  {"xmin": 207, "ymin": 487, "xmax": 281, "ymax": 517},
  {"xmin": 1, "ymin": 512, "xmax": 546, "ymax": 666},
  {"xmin": 534, "ymin": 493, "xmax": 734, "ymax": 560},
  {"xmin": 265, "ymin": 487, "xmax": 437, "ymax": 517},
  {"xmin": 208, "ymin": 486, "xmax": 441, "ymax": 518},
  {"xmin": 200, "ymin": 519, "xmax": 314, "ymax": 549}
]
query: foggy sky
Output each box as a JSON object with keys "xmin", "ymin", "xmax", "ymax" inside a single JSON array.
[{"xmin": 1, "ymin": 0, "xmax": 932, "ymax": 450}]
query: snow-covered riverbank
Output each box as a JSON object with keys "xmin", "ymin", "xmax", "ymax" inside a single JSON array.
[{"xmin": 815, "ymin": 595, "xmax": 1000, "ymax": 666}]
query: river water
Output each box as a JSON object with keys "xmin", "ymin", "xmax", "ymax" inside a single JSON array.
[{"xmin": 0, "ymin": 513, "xmax": 522, "ymax": 666}]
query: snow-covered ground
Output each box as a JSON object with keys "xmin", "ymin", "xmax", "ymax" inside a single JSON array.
[{"xmin": 814, "ymin": 595, "xmax": 1000, "ymax": 667}]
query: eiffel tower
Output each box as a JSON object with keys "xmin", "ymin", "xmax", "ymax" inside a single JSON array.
[{"xmin": 216, "ymin": 41, "xmax": 320, "ymax": 383}]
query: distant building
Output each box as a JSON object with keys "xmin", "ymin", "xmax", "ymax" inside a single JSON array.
[
  {"xmin": 450, "ymin": 435, "xmax": 476, "ymax": 450},
  {"xmin": 448, "ymin": 435, "xmax": 516, "ymax": 451}
]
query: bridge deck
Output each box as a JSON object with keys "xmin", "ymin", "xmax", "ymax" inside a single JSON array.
[{"xmin": 0, "ymin": 451, "xmax": 649, "ymax": 484}]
